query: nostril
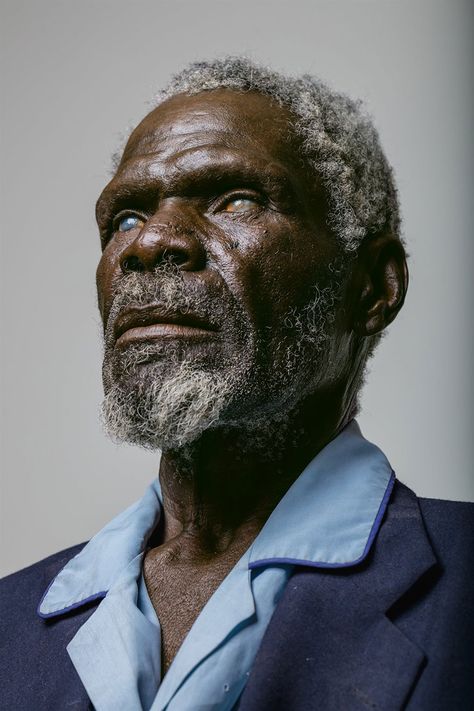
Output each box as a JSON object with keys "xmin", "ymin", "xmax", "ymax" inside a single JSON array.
[{"xmin": 121, "ymin": 255, "xmax": 144, "ymax": 273}]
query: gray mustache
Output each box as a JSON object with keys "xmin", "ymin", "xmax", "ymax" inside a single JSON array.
[{"xmin": 104, "ymin": 266, "xmax": 239, "ymax": 346}]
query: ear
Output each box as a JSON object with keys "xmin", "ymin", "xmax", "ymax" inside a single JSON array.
[{"xmin": 349, "ymin": 233, "xmax": 409, "ymax": 336}]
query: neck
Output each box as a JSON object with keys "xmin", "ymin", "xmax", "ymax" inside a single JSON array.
[{"xmin": 157, "ymin": 388, "xmax": 354, "ymax": 557}]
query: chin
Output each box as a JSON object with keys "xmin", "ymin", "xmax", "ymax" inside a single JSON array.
[{"xmin": 100, "ymin": 355, "xmax": 238, "ymax": 451}]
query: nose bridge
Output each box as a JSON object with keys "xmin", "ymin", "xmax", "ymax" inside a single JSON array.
[{"xmin": 121, "ymin": 202, "xmax": 205, "ymax": 273}]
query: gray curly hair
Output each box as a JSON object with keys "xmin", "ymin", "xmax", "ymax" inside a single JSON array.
[{"xmin": 149, "ymin": 56, "xmax": 401, "ymax": 254}]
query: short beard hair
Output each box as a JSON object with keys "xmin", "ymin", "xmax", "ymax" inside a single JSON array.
[
  {"xmin": 102, "ymin": 355, "xmax": 234, "ymax": 451},
  {"xmin": 100, "ymin": 258, "xmax": 349, "ymax": 452}
]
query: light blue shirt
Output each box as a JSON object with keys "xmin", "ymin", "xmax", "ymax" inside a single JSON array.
[{"xmin": 38, "ymin": 420, "xmax": 394, "ymax": 710}]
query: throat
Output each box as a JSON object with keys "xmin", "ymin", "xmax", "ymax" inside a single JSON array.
[
  {"xmin": 142, "ymin": 534, "xmax": 253, "ymax": 675},
  {"xmin": 156, "ymin": 428, "xmax": 315, "ymax": 549}
]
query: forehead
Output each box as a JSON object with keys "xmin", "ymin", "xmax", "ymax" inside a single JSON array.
[{"xmin": 119, "ymin": 89, "xmax": 302, "ymax": 173}]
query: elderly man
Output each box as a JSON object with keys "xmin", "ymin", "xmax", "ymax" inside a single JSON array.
[{"xmin": 1, "ymin": 58, "xmax": 473, "ymax": 711}]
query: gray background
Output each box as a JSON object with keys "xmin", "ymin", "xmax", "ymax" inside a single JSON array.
[{"xmin": 1, "ymin": 0, "xmax": 473, "ymax": 577}]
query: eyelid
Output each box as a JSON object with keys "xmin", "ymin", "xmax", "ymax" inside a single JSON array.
[
  {"xmin": 111, "ymin": 210, "xmax": 147, "ymax": 232},
  {"xmin": 211, "ymin": 189, "xmax": 266, "ymax": 212}
]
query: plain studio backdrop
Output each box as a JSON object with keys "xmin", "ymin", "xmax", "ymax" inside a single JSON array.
[{"xmin": 1, "ymin": 0, "xmax": 473, "ymax": 577}]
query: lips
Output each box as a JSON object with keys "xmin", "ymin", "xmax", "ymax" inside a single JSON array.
[{"xmin": 113, "ymin": 305, "xmax": 217, "ymax": 346}]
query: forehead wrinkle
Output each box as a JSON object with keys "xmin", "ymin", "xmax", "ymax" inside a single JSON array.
[
  {"xmin": 113, "ymin": 146, "xmax": 298, "ymax": 199},
  {"xmin": 122, "ymin": 126, "xmax": 228, "ymax": 164},
  {"xmin": 166, "ymin": 146, "xmax": 294, "ymax": 191},
  {"xmin": 122, "ymin": 95, "xmax": 296, "ymax": 171},
  {"xmin": 122, "ymin": 105, "xmax": 243, "ymax": 163}
]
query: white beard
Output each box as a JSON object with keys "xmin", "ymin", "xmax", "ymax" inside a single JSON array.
[
  {"xmin": 102, "ymin": 356, "xmax": 234, "ymax": 450},
  {"xmin": 100, "ymin": 259, "xmax": 347, "ymax": 452}
]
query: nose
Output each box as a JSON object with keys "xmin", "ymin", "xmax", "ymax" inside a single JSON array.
[{"xmin": 119, "ymin": 213, "xmax": 206, "ymax": 274}]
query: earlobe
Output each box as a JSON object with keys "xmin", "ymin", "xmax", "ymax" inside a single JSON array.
[{"xmin": 351, "ymin": 234, "xmax": 408, "ymax": 337}]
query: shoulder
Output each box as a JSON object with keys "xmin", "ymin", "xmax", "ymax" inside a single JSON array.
[
  {"xmin": 418, "ymin": 493, "xmax": 474, "ymax": 524},
  {"xmin": 390, "ymin": 480, "xmax": 474, "ymax": 551},
  {"xmin": 387, "ymin": 481, "xmax": 474, "ymax": 605},
  {"xmin": 0, "ymin": 544, "xmax": 88, "ymax": 672},
  {"xmin": 1, "ymin": 542, "xmax": 87, "ymax": 585},
  {"xmin": 389, "ymin": 479, "xmax": 474, "ymax": 530},
  {"xmin": 375, "ymin": 481, "xmax": 474, "ymax": 601},
  {"xmin": 0, "ymin": 545, "xmax": 92, "ymax": 709},
  {"xmin": 0, "ymin": 543, "xmax": 87, "ymax": 613},
  {"xmin": 417, "ymin": 493, "xmax": 474, "ymax": 565}
]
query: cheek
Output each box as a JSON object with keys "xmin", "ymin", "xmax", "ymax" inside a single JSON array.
[
  {"xmin": 232, "ymin": 225, "xmax": 336, "ymax": 330},
  {"xmin": 96, "ymin": 242, "xmax": 125, "ymax": 324}
]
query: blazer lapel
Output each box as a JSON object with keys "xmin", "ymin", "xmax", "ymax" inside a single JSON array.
[{"xmin": 239, "ymin": 482, "xmax": 437, "ymax": 710}]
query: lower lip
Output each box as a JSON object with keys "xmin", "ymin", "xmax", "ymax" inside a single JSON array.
[{"xmin": 116, "ymin": 323, "xmax": 216, "ymax": 347}]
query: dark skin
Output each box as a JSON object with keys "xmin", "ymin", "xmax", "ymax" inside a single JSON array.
[{"xmin": 95, "ymin": 89, "xmax": 408, "ymax": 673}]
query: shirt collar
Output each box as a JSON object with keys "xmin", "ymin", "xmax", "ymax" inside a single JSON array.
[
  {"xmin": 38, "ymin": 419, "xmax": 394, "ymax": 619},
  {"xmin": 38, "ymin": 483, "xmax": 162, "ymax": 618},
  {"xmin": 248, "ymin": 420, "xmax": 394, "ymax": 568}
]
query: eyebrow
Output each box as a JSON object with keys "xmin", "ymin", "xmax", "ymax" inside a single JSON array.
[{"xmin": 97, "ymin": 149, "xmax": 301, "ymax": 223}]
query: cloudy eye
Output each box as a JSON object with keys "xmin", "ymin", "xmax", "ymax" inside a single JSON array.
[
  {"xmin": 222, "ymin": 197, "xmax": 259, "ymax": 213},
  {"xmin": 116, "ymin": 214, "xmax": 145, "ymax": 232}
]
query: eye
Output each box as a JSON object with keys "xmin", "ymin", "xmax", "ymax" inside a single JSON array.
[
  {"xmin": 115, "ymin": 213, "xmax": 146, "ymax": 232},
  {"xmin": 219, "ymin": 195, "xmax": 261, "ymax": 213}
]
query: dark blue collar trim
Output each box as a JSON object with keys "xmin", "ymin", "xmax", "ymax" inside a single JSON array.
[
  {"xmin": 249, "ymin": 471, "xmax": 395, "ymax": 570},
  {"xmin": 37, "ymin": 590, "xmax": 107, "ymax": 620}
]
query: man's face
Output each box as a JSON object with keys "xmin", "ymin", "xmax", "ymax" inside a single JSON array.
[{"xmin": 95, "ymin": 89, "xmax": 349, "ymax": 450}]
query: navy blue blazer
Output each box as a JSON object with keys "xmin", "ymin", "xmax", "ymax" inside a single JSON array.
[{"xmin": 1, "ymin": 481, "xmax": 473, "ymax": 710}]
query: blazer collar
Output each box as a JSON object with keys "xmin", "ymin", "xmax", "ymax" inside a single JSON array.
[{"xmin": 241, "ymin": 481, "xmax": 438, "ymax": 711}]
